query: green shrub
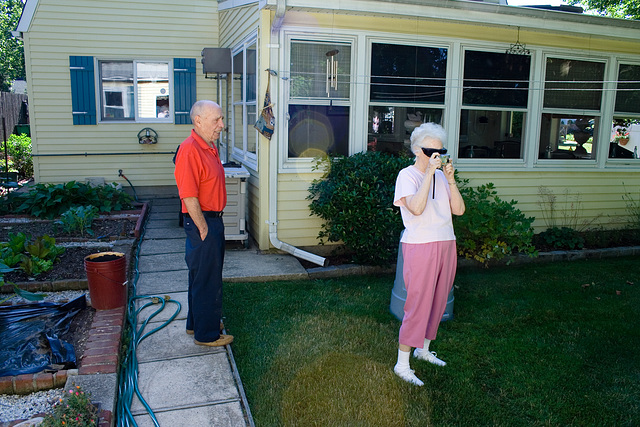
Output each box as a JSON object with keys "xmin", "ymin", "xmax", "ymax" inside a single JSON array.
[
  {"xmin": 0, "ymin": 181, "xmax": 133, "ymax": 219},
  {"xmin": 0, "ymin": 232, "xmax": 65, "ymax": 281},
  {"xmin": 535, "ymin": 226, "xmax": 585, "ymax": 250},
  {"xmin": 307, "ymin": 152, "xmax": 412, "ymax": 266},
  {"xmin": 454, "ymin": 182, "xmax": 536, "ymax": 266},
  {"xmin": 57, "ymin": 205, "xmax": 99, "ymax": 236},
  {"xmin": 1, "ymin": 133, "xmax": 33, "ymax": 179}
]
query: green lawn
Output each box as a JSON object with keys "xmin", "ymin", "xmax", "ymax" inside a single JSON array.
[{"xmin": 224, "ymin": 256, "xmax": 640, "ymax": 426}]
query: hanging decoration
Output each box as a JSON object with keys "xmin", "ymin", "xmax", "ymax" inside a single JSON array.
[
  {"xmin": 506, "ymin": 27, "xmax": 530, "ymax": 56},
  {"xmin": 326, "ymin": 49, "xmax": 339, "ymax": 96},
  {"xmin": 254, "ymin": 70, "xmax": 275, "ymax": 140}
]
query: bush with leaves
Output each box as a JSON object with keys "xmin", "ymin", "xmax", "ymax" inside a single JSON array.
[
  {"xmin": 307, "ymin": 152, "xmax": 412, "ymax": 266},
  {"xmin": 0, "ymin": 133, "xmax": 32, "ymax": 179},
  {"xmin": 0, "ymin": 181, "xmax": 133, "ymax": 219},
  {"xmin": 454, "ymin": 182, "xmax": 537, "ymax": 266}
]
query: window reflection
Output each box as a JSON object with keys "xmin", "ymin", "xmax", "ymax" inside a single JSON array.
[
  {"xmin": 458, "ymin": 110, "xmax": 524, "ymax": 159},
  {"xmin": 539, "ymin": 114, "xmax": 597, "ymax": 159},
  {"xmin": 367, "ymin": 106, "xmax": 443, "ymax": 155}
]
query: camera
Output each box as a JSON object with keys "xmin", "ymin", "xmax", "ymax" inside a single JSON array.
[{"xmin": 440, "ymin": 154, "xmax": 451, "ymax": 166}]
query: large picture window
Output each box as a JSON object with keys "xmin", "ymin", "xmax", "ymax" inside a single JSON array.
[
  {"xmin": 459, "ymin": 50, "xmax": 530, "ymax": 159},
  {"xmin": 288, "ymin": 40, "xmax": 352, "ymax": 158},
  {"xmin": 99, "ymin": 61, "xmax": 171, "ymax": 122}
]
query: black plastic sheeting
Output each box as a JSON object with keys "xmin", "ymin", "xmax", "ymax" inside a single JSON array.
[{"xmin": 0, "ymin": 295, "xmax": 86, "ymax": 377}]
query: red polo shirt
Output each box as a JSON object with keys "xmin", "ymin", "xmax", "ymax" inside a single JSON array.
[{"xmin": 174, "ymin": 130, "xmax": 227, "ymax": 213}]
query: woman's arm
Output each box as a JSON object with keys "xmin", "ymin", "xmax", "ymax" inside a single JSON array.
[{"xmin": 443, "ymin": 163, "xmax": 465, "ymax": 216}]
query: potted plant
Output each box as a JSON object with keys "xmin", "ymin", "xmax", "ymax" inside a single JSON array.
[{"xmin": 614, "ymin": 128, "xmax": 630, "ymax": 146}]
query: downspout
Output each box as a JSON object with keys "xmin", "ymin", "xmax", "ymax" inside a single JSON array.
[{"xmin": 267, "ymin": 0, "xmax": 327, "ymax": 267}]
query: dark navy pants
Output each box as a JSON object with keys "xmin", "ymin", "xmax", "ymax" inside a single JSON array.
[{"xmin": 184, "ymin": 214, "xmax": 225, "ymax": 343}]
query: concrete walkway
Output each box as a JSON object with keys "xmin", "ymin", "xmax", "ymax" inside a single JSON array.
[{"xmin": 129, "ymin": 198, "xmax": 308, "ymax": 427}]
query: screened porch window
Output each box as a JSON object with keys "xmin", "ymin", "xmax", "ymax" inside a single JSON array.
[
  {"xmin": 539, "ymin": 58, "xmax": 605, "ymax": 160},
  {"xmin": 368, "ymin": 43, "xmax": 447, "ymax": 155},
  {"xmin": 609, "ymin": 63, "xmax": 640, "ymax": 159},
  {"xmin": 459, "ymin": 50, "xmax": 530, "ymax": 159},
  {"xmin": 288, "ymin": 41, "xmax": 351, "ymax": 158}
]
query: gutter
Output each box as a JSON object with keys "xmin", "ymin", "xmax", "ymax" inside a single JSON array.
[{"xmin": 266, "ymin": 0, "xmax": 327, "ymax": 267}]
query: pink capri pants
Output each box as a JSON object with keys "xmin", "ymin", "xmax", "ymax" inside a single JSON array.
[{"xmin": 398, "ymin": 240, "xmax": 457, "ymax": 348}]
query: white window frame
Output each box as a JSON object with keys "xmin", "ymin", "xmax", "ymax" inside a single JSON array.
[
  {"xmin": 97, "ymin": 59, "xmax": 173, "ymax": 124},
  {"xmin": 279, "ymin": 30, "xmax": 357, "ymax": 172},
  {"xmin": 230, "ymin": 33, "xmax": 259, "ymax": 170},
  {"xmin": 606, "ymin": 59, "xmax": 640, "ymax": 166}
]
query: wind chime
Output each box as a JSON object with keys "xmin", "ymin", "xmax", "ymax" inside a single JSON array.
[{"xmin": 326, "ymin": 49, "xmax": 339, "ymax": 96}]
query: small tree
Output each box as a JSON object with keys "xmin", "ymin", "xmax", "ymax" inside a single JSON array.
[{"xmin": 0, "ymin": 0, "xmax": 26, "ymax": 91}]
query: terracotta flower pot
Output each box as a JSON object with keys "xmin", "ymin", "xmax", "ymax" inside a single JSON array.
[{"xmin": 618, "ymin": 138, "xmax": 629, "ymax": 146}]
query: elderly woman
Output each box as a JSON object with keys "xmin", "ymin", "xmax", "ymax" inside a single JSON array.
[{"xmin": 393, "ymin": 122, "xmax": 465, "ymax": 386}]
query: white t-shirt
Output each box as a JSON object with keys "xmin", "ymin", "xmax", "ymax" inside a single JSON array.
[{"xmin": 394, "ymin": 165, "xmax": 455, "ymax": 244}]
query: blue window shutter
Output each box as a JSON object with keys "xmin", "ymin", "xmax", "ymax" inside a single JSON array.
[
  {"xmin": 69, "ymin": 56, "xmax": 97, "ymax": 125},
  {"xmin": 174, "ymin": 58, "xmax": 196, "ymax": 125}
]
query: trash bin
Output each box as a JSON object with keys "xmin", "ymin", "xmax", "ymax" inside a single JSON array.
[
  {"xmin": 84, "ymin": 252, "xmax": 128, "ymax": 310},
  {"xmin": 390, "ymin": 233, "xmax": 454, "ymax": 322}
]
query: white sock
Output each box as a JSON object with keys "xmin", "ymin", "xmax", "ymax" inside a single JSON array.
[
  {"xmin": 396, "ymin": 349, "xmax": 411, "ymax": 370},
  {"xmin": 415, "ymin": 339, "xmax": 431, "ymax": 356}
]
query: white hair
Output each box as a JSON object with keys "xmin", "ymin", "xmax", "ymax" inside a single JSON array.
[
  {"xmin": 190, "ymin": 100, "xmax": 219, "ymax": 122},
  {"xmin": 410, "ymin": 123, "xmax": 447, "ymax": 154}
]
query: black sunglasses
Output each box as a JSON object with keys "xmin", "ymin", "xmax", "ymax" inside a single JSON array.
[{"xmin": 421, "ymin": 147, "xmax": 448, "ymax": 157}]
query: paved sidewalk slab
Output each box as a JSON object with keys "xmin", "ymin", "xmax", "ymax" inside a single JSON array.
[
  {"xmin": 139, "ymin": 238, "xmax": 185, "ymax": 255},
  {"xmin": 145, "ymin": 211, "xmax": 178, "ymax": 220},
  {"xmin": 150, "ymin": 198, "xmax": 180, "ymax": 207},
  {"xmin": 133, "ymin": 402, "xmax": 245, "ymax": 427},
  {"xmin": 144, "ymin": 228, "xmax": 185, "ymax": 239},
  {"xmin": 131, "ymin": 353, "xmax": 239, "ymax": 415},
  {"xmin": 139, "ymin": 253, "xmax": 188, "ymax": 273},
  {"xmin": 145, "ymin": 219, "xmax": 179, "ymax": 229},
  {"xmin": 223, "ymin": 251, "xmax": 308, "ymax": 281},
  {"xmin": 136, "ymin": 270, "xmax": 188, "ymax": 295}
]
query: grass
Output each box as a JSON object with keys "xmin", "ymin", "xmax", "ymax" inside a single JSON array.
[{"xmin": 224, "ymin": 257, "xmax": 640, "ymax": 426}]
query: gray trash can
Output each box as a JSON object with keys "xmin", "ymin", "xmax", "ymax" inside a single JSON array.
[{"xmin": 390, "ymin": 232, "xmax": 454, "ymax": 322}]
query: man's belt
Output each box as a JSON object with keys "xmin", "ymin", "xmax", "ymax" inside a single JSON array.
[{"xmin": 184, "ymin": 211, "xmax": 223, "ymax": 218}]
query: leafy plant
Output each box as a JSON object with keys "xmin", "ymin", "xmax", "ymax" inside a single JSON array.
[
  {"xmin": 0, "ymin": 133, "xmax": 32, "ymax": 179},
  {"xmin": 536, "ymin": 226, "xmax": 585, "ymax": 250},
  {"xmin": 0, "ymin": 233, "xmax": 64, "ymax": 279},
  {"xmin": 57, "ymin": 205, "xmax": 99, "ymax": 236},
  {"xmin": 42, "ymin": 385, "xmax": 99, "ymax": 427},
  {"xmin": 454, "ymin": 182, "xmax": 537, "ymax": 266},
  {"xmin": 307, "ymin": 152, "xmax": 412, "ymax": 266},
  {"xmin": 0, "ymin": 181, "xmax": 133, "ymax": 219},
  {"xmin": 0, "ymin": 283, "xmax": 46, "ymax": 304}
]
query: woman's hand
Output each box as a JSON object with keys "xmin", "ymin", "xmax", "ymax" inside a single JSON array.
[
  {"xmin": 443, "ymin": 162, "xmax": 455, "ymax": 183},
  {"xmin": 427, "ymin": 153, "xmax": 441, "ymax": 176}
]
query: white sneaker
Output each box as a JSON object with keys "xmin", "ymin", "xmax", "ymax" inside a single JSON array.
[
  {"xmin": 414, "ymin": 349, "xmax": 447, "ymax": 367},
  {"xmin": 393, "ymin": 365, "xmax": 424, "ymax": 386}
]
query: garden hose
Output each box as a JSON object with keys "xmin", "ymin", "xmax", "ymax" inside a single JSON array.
[
  {"xmin": 118, "ymin": 170, "xmax": 140, "ymax": 203},
  {"xmin": 115, "ymin": 203, "xmax": 182, "ymax": 427}
]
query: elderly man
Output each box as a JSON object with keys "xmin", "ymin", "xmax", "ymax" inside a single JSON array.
[{"xmin": 174, "ymin": 100, "xmax": 233, "ymax": 347}]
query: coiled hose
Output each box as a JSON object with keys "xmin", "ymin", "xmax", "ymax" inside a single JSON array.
[{"xmin": 115, "ymin": 203, "xmax": 181, "ymax": 427}]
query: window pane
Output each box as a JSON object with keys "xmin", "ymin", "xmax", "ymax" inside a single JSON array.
[
  {"xmin": 544, "ymin": 58, "xmax": 605, "ymax": 110},
  {"xmin": 368, "ymin": 106, "xmax": 443, "ymax": 154},
  {"xmin": 539, "ymin": 114, "xmax": 597, "ymax": 159},
  {"xmin": 463, "ymin": 51, "xmax": 530, "ymax": 108},
  {"xmin": 370, "ymin": 43, "xmax": 447, "ymax": 104},
  {"xmin": 290, "ymin": 42, "xmax": 351, "ymax": 98},
  {"xmin": 247, "ymin": 104, "xmax": 257, "ymax": 155},
  {"xmin": 246, "ymin": 44, "xmax": 257, "ymax": 102},
  {"xmin": 609, "ymin": 117, "xmax": 639, "ymax": 159},
  {"xmin": 136, "ymin": 62, "xmax": 170, "ymax": 119},
  {"xmin": 101, "ymin": 61, "xmax": 134, "ymax": 120},
  {"xmin": 615, "ymin": 64, "xmax": 640, "ymax": 114},
  {"xmin": 234, "ymin": 104, "xmax": 243, "ymax": 151},
  {"xmin": 288, "ymin": 105, "xmax": 349, "ymax": 157},
  {"xmin": 458, "ymin": 110, "xmax": 524, "ymax": 159}
]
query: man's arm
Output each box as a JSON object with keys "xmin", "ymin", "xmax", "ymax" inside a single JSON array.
[{"xmin": 182, "ymin": 197, "xmax": 208, "ymax": 240}]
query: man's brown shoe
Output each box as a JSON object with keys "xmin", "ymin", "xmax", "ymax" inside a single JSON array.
[
  {"xmin": 194, "ymin": 334, "xmax": 234, "ymax": 347},
  {"xmin": 186, "ymin": 321, "xmax": 224, "ymax": 335}
]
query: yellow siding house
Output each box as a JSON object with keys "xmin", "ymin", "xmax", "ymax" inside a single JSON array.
[{"xmin": 15, "ymin": 0, "xmax": 640, "ymax": 264}]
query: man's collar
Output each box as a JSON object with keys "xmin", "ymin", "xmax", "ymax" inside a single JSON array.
[{"xmin": 191, "ymin": 130, "xmax": 218, "ymax": 154}]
